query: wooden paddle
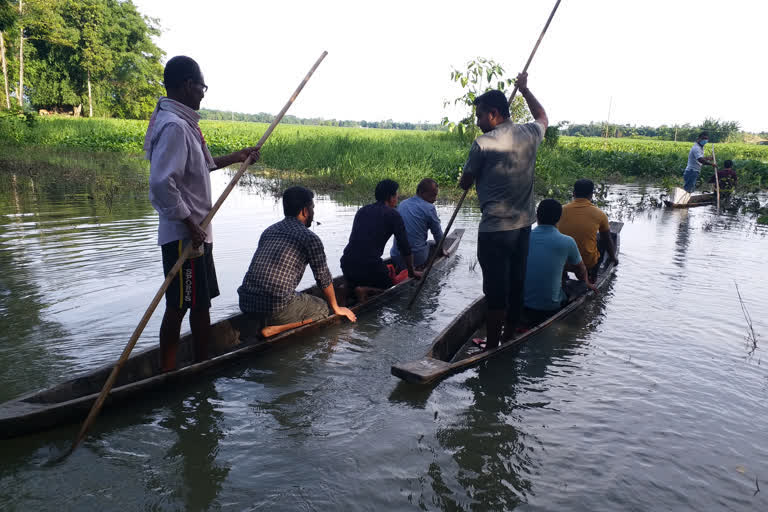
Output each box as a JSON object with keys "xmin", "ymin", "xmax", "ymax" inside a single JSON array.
[
  {"xmin": 407, "ymin": 0, "xmax": 562, "ymax": 309},
  {"xmin": 711, "ymin": 144, "xmax": 720, "ymax": 212},
  {"xmin": 66, "ymin": 51, "xmax": 329, "ymax": 456}
]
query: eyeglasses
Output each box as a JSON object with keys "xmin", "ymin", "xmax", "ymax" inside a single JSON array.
[{"xmin": 185, "ymin": 77, "xmax": 208, "ymax": 93}]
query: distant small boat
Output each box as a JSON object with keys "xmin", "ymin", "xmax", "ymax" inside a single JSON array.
[
  {"xmin": 0, "ymin": 230, "xmax": 465, "ymax": 439},
  {"xmin": 664, "ymin": 187, "xmax": 715, "ymax": 208},
  {"xmin": 391, "ymin": 222, "xmax": 623, "ymax": 385}
]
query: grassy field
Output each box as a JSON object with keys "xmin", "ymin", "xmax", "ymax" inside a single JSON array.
[{"xmin": 1, "ymin": 116, "xmax": 768, "ymax": 203}]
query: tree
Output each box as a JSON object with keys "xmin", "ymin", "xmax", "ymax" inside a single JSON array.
[
  {"xmin": 443, "ymin": 57, "xmax": 532, "ymax": 138},
  {"xmin": 0, "ymin": 0, "xmax": 16, "ymax": 108}
]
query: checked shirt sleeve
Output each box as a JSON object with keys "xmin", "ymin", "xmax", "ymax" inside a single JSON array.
[{"xmin": 306, "ymin": 232, "xmax": 333, "ymax": 289}]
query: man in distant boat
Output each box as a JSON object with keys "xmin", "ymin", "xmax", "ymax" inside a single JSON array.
[
  {"xmin": 390, "ymin": 178, "xmax": 444, "ymax": 271},
  {"xmin": 522, "ymin": 199, "xmax": 597, "ymax": 326},
  {"xmin": 238, "ymin": 186, "xmax": 356, "ymax": 331},
  {"xmin": 146, "ymin": 55, "xmax": 261, "ymax": 372},
  {"xmin": 708, "ymin": 159, "xmax": 737, "ymax": 192},
  {"xmin": 341, "ymin": 179, "xmax": 421, "ymax": 302},
  {"xmin": 557, "ymin": 179, "xmax": 619, "ymax": 283},
  {"xmin": 682, "ymin": 131, "xmax": 717, "ymax": 192},
  {"xmin": 458, "ymin": 71, "xmax": 548, "ymax": 350}
]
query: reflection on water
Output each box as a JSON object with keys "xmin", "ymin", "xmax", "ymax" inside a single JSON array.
[
  {"xmin": 1, "ymin": 163, "xmax": 768, "ymax": 510},
  {"xmin": 159, "ymin": 382, "xmax": 229, "ymax": 512}
]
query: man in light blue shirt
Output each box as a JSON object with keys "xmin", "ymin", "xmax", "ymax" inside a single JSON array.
[
  {"xmin": 683, "ymin": 131, "xmax": 717, "ymax": 192},
  {"xmin": 524, "ymin": 199, "xmax": 596, "ymax": 322},
  {"xmin": 391, "ymin": 178, "xmax": 443, "ymax": 269}
]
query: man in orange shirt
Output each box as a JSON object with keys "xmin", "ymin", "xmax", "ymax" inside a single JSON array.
[{"xmin": 557, "ymin": 179, "xmax": 619, "ymax": 281}]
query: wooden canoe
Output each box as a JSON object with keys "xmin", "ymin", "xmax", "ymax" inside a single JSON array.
[
  {"xmin": 0, "ymin": 229, "xmax": 465, "ymax": 439},
  {"xmin": 664, "ymin": 193, "xmax": 715, "ymax": 208},
  {"xmin": 391, "ymin": 222, "xmax": 622, "ymax": 385}
]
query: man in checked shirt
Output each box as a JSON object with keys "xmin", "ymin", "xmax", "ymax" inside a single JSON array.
[{"xmin": 238, "ymin": 186, "xmax": 356, "ymax": 329}]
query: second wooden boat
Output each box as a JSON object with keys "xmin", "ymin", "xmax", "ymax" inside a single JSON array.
[
  {"xmin": 391, "ymin": 223, "xmax": 622, "ymax": 385},
  {"xmin": 0, "ymin": 229, "xmax": 464, "ymax": 439}
]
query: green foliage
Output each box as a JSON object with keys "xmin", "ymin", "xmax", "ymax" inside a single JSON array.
[
  {"xmin": 442, "ymin": 57, "xmax": 531, "ymax": 137},
  {"xmin": 2, "ymin": 118, "xmax": 768, "ymax": 198},
  {"xmin": 543, "ymin": 125, "xmax": 559, "ymax": 148},
  {"xmin": 1, "ymin": 0, "xmax": 163, "ymax": 118},
  {"xmin": 562, "ymin": 118, "xmax": 745, "ymax": 142}
]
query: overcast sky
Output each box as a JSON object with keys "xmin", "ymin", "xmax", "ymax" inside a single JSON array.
[{"xmin": 133, "ymin": 0, "xmax": 767, "ymax": 132}]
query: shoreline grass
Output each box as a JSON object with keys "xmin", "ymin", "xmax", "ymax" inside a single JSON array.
[{"xmin": 1, "ymin": 116, "xmax": 767, "ymax": 204}]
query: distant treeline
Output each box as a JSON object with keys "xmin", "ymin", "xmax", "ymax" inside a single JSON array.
[
  {"xmin": 198, "ymin": 109, "xmax": 446, "ymax": 131},
  {"xmin": 560, "ymin": 118, "xmax": 766, "ymax": 144},
  {"xmin": 0, "ymin": 0, "xmax": 164, "ymax": 119}
]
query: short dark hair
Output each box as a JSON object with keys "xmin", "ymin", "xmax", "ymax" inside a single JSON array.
[
  {"xmin": 573, "ymin": 179, "xmax": 594, "ymax": 199},
  {"xmin": 416, "ymin": 178, "xmax": 437, "ymax": 195},
  {"xmin": 375, "ymin": 179, "xmax": 399, "ymax": 201},
  {"xmin": 537, "ymin": 199, "xmax": 562, "ymax": 225},
  {"xmin": 474, "ymin": 90, "xmax": 510, "ymax": 119},
  {"xmin": 164, "ymin": 56, "xmax": 200, "ymax": 91},
  {"xmin": 724, "ymin": 159, "xmax": 733, "ymax": 168},
  {"xmin": 282, "ymin": 186, "xmax": 314, "ymax": 217},
  {"xmin": 698, "ymin": 131, "xmax": 709, "ymax": 139}
]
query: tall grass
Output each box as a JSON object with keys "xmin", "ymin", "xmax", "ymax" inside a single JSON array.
[{"xmin": 1, "ymin": 116, "xmax": 767, "ymax": 200}]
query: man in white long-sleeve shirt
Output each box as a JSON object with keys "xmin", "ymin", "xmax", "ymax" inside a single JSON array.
[{"xmin": 146, "ymin": 55, "xmax": 260, "ymax": 371}]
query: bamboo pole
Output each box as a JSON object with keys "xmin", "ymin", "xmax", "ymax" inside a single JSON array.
[
  {"xmin": 66, "ymin": 51, "xmax": 328, "ymax": 456},
  {"xmin": 711, "ymin": 144, "xmax": 720, "ymax": 213},
  {"xmin": 407, "ymin": 0, "xmax": 562, "ymax": 309}
]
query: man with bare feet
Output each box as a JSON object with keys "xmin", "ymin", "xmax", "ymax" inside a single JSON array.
[
  {"xmin": 147, "ymin": 55, "xmax": 260, "ymax": 371},
  {"xmin": 238, "ymin": 186, "xmax": 356, "ymax": 334},
  {"xmin": 340, "ymin": 179, "xmax": 421, "ymax": 303}
]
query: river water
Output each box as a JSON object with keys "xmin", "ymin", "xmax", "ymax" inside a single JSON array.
[{"xmin": 0, "ymin": 170, "xmax": 766, "ymax": 511}]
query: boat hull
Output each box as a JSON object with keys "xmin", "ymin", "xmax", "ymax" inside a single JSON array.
[
  {"xmin": 392, "ymin": 222, "xmax": 623, "ymax": 385},
  {"xmin": 0, "ymin": 230, "xmax": 465, "ymax": 438}
]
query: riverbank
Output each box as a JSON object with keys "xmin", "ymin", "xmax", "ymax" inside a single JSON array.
[{"xmin": 2, "ymin": 116, "xmax": 768, "ymax": 207}]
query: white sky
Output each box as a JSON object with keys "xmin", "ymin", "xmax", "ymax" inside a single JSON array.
[{"xmin": 133, "ymin": 0, "xmax": 768, "ymax": 132}]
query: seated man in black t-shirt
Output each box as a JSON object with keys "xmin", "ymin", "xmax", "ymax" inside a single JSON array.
[{"xmin": 340, "ymin": 179, "xmax": 421, "ymax": 301}]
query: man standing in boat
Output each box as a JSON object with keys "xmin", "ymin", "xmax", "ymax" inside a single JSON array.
[
  {"xmin": 682, "ymin": 132, "xmax": 717, "ymax": 192},
  {"xmin": 458, "ymin": 72, "xmax": 547, "ymax": 350},
  {"xmin": 146, "ymin": 56, "xmax": 261, "ymax": 371},
  {"xmin": 238, "ymin": 186, "xmax": 356, "ymax": 330},
  {"xmin": 390, "ymin": 178, "xmax": 443, "ymax": 271}
]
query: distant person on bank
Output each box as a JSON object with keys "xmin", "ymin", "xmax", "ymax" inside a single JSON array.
[
  {"xmin": 390, "ymin": 178, "xmax": 444, "ymax": 271},
  {"xmin": 682, "ymin": 132, "xmax": 717, "ymax": 192},
  {"xmin": 146, "ymin": 55, "xmax": 261, "ymax": 372},
  {"xmin": 238, "ymin": 186, "xmax": 356, "ymax": 328}
]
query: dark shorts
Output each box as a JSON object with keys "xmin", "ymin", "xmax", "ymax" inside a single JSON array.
[
  {"xmin": 161, "ymin": 240, "xmax": 220, "ymax": 311},
  {"xmin": 341, "ymin": 261, "xmax": 393, "ymax": 289},
  {"xmin": 477, "ymin": 227, "xmax": 531, "ymax": 321}
]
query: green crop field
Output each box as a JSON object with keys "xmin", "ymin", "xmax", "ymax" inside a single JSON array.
[{"xmin": 1, "ymin": 116, "xmax": 767, "ymax": 202}]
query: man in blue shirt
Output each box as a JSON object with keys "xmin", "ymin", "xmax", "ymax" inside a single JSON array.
[
  {"xmin": 523, "ymin": 199, "xmax": 596, "ymax": 325},
  {"xmin": 683, "ymin": 131, "xmax": 717, "ymax": 193},
  {"xmin": 390, "ymin": 178, "xmax": 443, "ymax": 270}
]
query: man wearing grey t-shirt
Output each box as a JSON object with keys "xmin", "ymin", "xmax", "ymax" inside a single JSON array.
[{"xmin": 459, "ymin": 72, "xmax": 548, "ymax": 350}]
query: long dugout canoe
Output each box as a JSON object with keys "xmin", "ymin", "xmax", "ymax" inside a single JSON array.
[
  {"xmin": 391, "ymin": 223, "xmax": 622, "ymax": 385},
  {"xmin": 0, "ymin": 229, "xmax": 465, "ymax": 439}
]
